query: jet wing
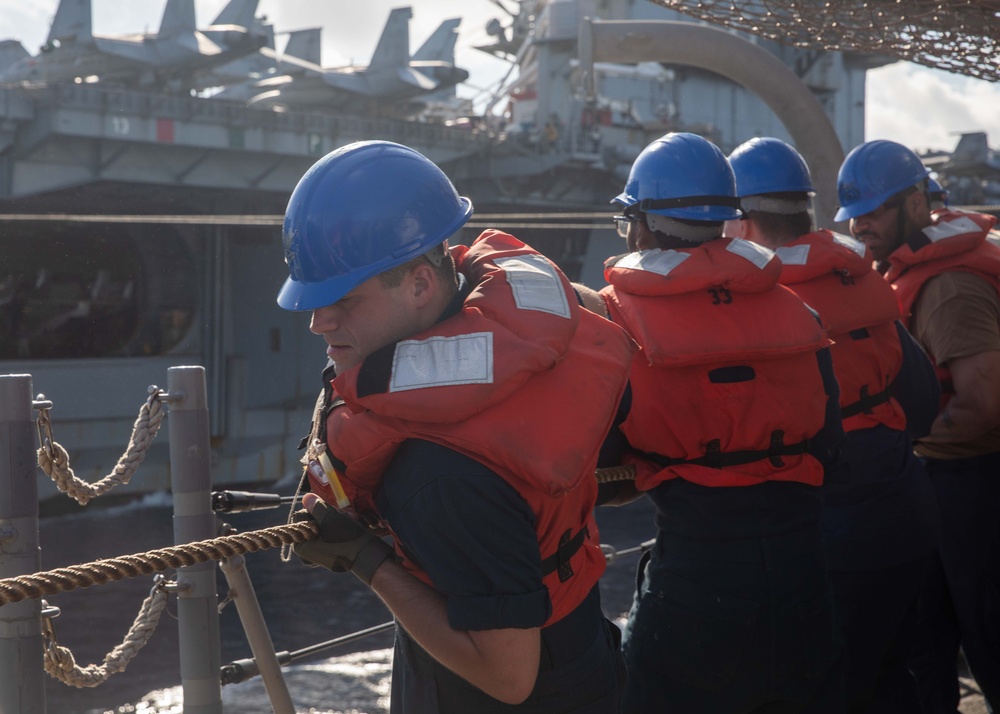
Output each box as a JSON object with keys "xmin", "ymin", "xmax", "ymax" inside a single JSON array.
[
  {"xmin": 174, "ymin": 31, "xmax": 225, "ymax": 56},
  {"xmin": 320, "ymin": 70, "xmax": 370, "ymax": 95},
  {"xmin": 90, "ymin": 37, "xmax": 162, "ymax": 66},
  {"xmin": 397, "ymin": 66, "xmax": 437, "ymax": 91}
]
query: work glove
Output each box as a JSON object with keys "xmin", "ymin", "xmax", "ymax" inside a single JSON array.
[{"xmin": 292, "ymin": 499, "xmax": 394, "ymax": 585}]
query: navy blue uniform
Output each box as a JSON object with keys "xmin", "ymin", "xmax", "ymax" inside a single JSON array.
[
  {"xmin": 620, "ymin": 349, "xmax": 847, "ymax": 714},
  {"xmin": 377, "ymin": 439, "xmax": 626, "ymax": 714},
  {"xmin": 822, "ymin": 322, "xmax": 941, "ymax": 713}
]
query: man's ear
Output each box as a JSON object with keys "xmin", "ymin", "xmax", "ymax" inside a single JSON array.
[
  {"xmin": 904, "ymin": 188, "xmax": 929, "ymax": 224},
  {"xmin": 408, "ymin": 261, "xmax": 438, "ymax": 308},
  {"xmin": 724, "ymin": 218, "xmax": 746, "ymax": 240}
]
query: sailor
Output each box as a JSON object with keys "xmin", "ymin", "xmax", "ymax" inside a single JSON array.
[
  {"xmin": 592, "ymin": 132, "xmax": 847, "ymax": 713},
  {"xmin": 927, "ymin": 176, "xmax": 950, "ymax": 212},
  {"xmin": 277, "ymin": 140, "xmax": 633, "ymax": 713},
  {"xmin": 728, "ymin": 137, "xmax": 941, "ymax": 713},
  {"xmin": 836, "ymin": 139, "xmax": 1000, "ymax": 713}
]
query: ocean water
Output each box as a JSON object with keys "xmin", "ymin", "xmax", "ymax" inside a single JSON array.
[{"xmin": 33, "ymin": 487, "xmax": 655, "ymax": 714}]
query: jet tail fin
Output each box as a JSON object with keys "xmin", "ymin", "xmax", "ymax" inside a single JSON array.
[
  {"xmin": 283, "ymin": 28, "xmax": 322, "ymax": 65},
  {"xmin": 412, "ymin": 18, "xmax": 460, "ymax": 62},
  {"xmin": 368, "ymin": 7, "xmax": 412, "ymax": 69},
  {"xmin": 158, "ymin": 0, "xmax": 197, "ymax": 37},
  {"xmin": 0, "ymin": 40, "xmax": 29, "ymax": 70},
  {"xmin": 211, "ymin": 0, "xmax": 260, "ymax": 29},
  {"xmin": 952, "ymin": 132, "xmax": 990, "ymax": 164},
  {"xmin": 46, "ymin": 0, "xmax": 92, "ymax": 45}
]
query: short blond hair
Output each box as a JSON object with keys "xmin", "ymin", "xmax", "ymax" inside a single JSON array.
[{"xmin": 377, "ymin": 244, "xmax": 457, "ymax": 290}]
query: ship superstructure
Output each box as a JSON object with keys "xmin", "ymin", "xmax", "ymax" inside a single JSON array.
[{"xmin": 0, "ymin": 0, "xmax": 892, "ymax": 502}]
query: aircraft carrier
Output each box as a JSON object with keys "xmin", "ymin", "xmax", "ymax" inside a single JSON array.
[{"xmin": 0, "ymin": 0, "xmax": 906, "ymax": 503}]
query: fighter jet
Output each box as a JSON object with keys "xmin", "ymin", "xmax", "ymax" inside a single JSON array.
[
  {"xmin": 204, "ymin": 27, "xmax": 322, "ymax": 101},
  {"xmin": 0, "ymin": 0, "xmax": 269, "ymax": 89},
  {"xmin": 924, "ymin": 131, "xmax": 1000, "ymax": 207},
  {"xmin": 245, "ymin": 8, "xmax": 469, "ymax": 110},
  {"xmin": 0, "ymin": 40, "xmax": 30, "ymax": 73},
  {"xmin": 410, "ymin": 17, "xmax": 463, "ymax": 101}
]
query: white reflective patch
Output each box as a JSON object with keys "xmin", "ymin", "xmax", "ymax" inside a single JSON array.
[
  {"xmin": 617, "ymin": 249, "xmax": 690, "ymax": 276},
  {"xmin": 726, "ymin": 238, "xmax": 774, "ymax": 269},
  {"xmin": 775, "ymin": 244, "xmax": 811, "ymax": 266},
  {"xmin": 495, "ymin": 254, "xmax": 571, "ymax": 318},
  {"xmin": 923, "ymin": 216, "xmax": 982, "ymax": 243},
  {"xmin": 390, "ymin": 332, "xmax": 494, "ymax": 392},
  {"xmin": 831, "ymin": 232, "xmax": 867, "ymax": 257}
]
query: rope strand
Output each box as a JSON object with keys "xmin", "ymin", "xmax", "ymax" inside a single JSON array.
[
  {"xmin": 42, "ymin": 586, "xmax": 169, "ymax": 688},
  {"xmin": 37, "ymin": 391, "xmax": 165, "ymax": 505},
  {"xmin": 0, "ymin": 521, "xmax": 318, "ymax": 606}
]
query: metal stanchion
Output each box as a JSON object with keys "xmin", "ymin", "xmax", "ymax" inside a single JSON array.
[
  {"xmin": 219, "ymin": 555, "xmax": 295, "ymax": 714},
  {"xmin": 167, "ymin": 366, "xmax": 223, "ymax": 713},
  {"xmin": 0, "ymin": 374, "xmax": 46, "ymax": 714}
]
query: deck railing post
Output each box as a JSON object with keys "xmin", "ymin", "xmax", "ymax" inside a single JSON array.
[
  {"xmin": 167, "ymin": 366, "xmax": 223, "ymax": 713},
  {"xmin": 0, "ymin": 374, "xmax": 46, "ymax": 714}
]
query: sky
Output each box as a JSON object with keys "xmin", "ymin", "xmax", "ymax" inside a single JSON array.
[{"xmin": 1, "ymin": 0, "xmax": 998, "ymax": 155}]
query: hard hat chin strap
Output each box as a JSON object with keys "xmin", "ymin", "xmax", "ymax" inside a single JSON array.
[
  {"xmin": 739, "ymin": 195, "xmax": 812, "ymax": 215},
  {"xmin": 424, "ymin": 241, "xmax": 448, "ymax": 267},
  {"xmin": 645, "ymin": 213, "xmax": 722, "ymax": 244}
]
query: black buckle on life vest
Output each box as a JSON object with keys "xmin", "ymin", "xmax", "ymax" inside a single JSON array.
[
  {"xmin": 541, "ymin": 527, "xmax": 589, "ymax": 583},
  {"xmin": 643, "ymin": 429, "xmax": 811, "ymax": 471},
  {"xmin": 840, "ymin": 385, "xmax": 892, "ymax": 418},
  {"xmin": 768, "ymin": 430, "xmax": 787, "ymax": 467},
  {"xmin": 703, "ymin": 439, "xmax": 722, "ymax": 469}
]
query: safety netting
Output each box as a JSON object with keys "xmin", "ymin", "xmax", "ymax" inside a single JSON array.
[{"xmin": 648, "ymin": 1, "xmax": 1000, "ymax": 82}]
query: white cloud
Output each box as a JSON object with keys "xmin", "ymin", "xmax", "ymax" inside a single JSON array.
[
  {"xmin": 866, "ymin": 61, "xmax": 1000, "ymax": 153},
  {"xmin": 0, "ymin": 0, "xmax": 58, "ymax": 52}
]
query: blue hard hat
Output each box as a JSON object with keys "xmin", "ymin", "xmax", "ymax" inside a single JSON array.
[
  {"xmin": 834, "ymin": 140, "xmax": 930, "ymax": 222},
  {"xmin": 612, "ymin": 132, "xmax": 740, "ymax": 221},
  {"xmin": 728, "ymin": 137, "xmax": 814, "ymax": 197},
  {"xmin": 277, "ymin": 141, "xmax": 473, "ymax": 311},
  {"xmin": 927, "ymin": 176, "xmax": 949, "ymax": 205}
]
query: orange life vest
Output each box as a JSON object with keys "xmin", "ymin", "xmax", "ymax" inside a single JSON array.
[
  {"xmin": 776, "ymin": 230, "xmax": 906, "ymax": 433},
  {"xmin": 885, "ymin": 211, "xmax": 1000, "ymax": 402},
  {"xmin": 600, "ymin": 237, "xmax": 830, "ymax": 491},
  {"xmin": 312, "ymin": 230, "xmax": 635, "ymax": 626}
]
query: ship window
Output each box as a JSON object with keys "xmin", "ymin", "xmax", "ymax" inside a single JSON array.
[{"xmin": 0, "ymin": 223, "xmax": 198, "ymax": 360}]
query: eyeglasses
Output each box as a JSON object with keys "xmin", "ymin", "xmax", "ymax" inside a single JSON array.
[{"xmin": 613, "ymin": 214, "xmax": 639, "ymax": 239}]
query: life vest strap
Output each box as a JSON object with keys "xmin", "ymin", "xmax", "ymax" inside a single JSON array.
[
  {"xmin": 840, "ymin": 385, "xmax": 892, "ymax": 418},
  {"xmin": 643, "ymin": 429, "xmax": 811, "ymax": 470},
  {"xmin": 540, "ymin": 527, "xmax": 589, "ymax": 583}
]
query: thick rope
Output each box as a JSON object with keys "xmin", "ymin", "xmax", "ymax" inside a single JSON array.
[
  {"xmin": 0, "ymin": 521, "xmax": 318, "ymax": 606},
  {"xmin": 36, "ymin": 392, "xmax": 166, "ymax": 505},
  {"xmin": 42, "ymin": 586, "xmax": 169, "ymax": 688},
  {"xmin": 595, "ymin": 465, "xmax": 636, "ymax": 483}
]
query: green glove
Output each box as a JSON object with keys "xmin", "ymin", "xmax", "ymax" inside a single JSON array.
[{"xmin": 293, "ymin": 501, "xmax": 394, "ymax": 585}]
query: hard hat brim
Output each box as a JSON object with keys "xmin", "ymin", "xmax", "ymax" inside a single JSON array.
[
  {"xmin": 611, "ymin": 191, "xmax": 635, "ymax": 207},
  {"xmin": 834, "ymin": 193, "xmax": 886, "ymax": 222},
  {"xmin": 277, "ymin": 197, "xmax": 474, "ymax": 312},
  {"xmin": 277, "ymin": 271, "xmax": 373, "ymax": 312}
]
